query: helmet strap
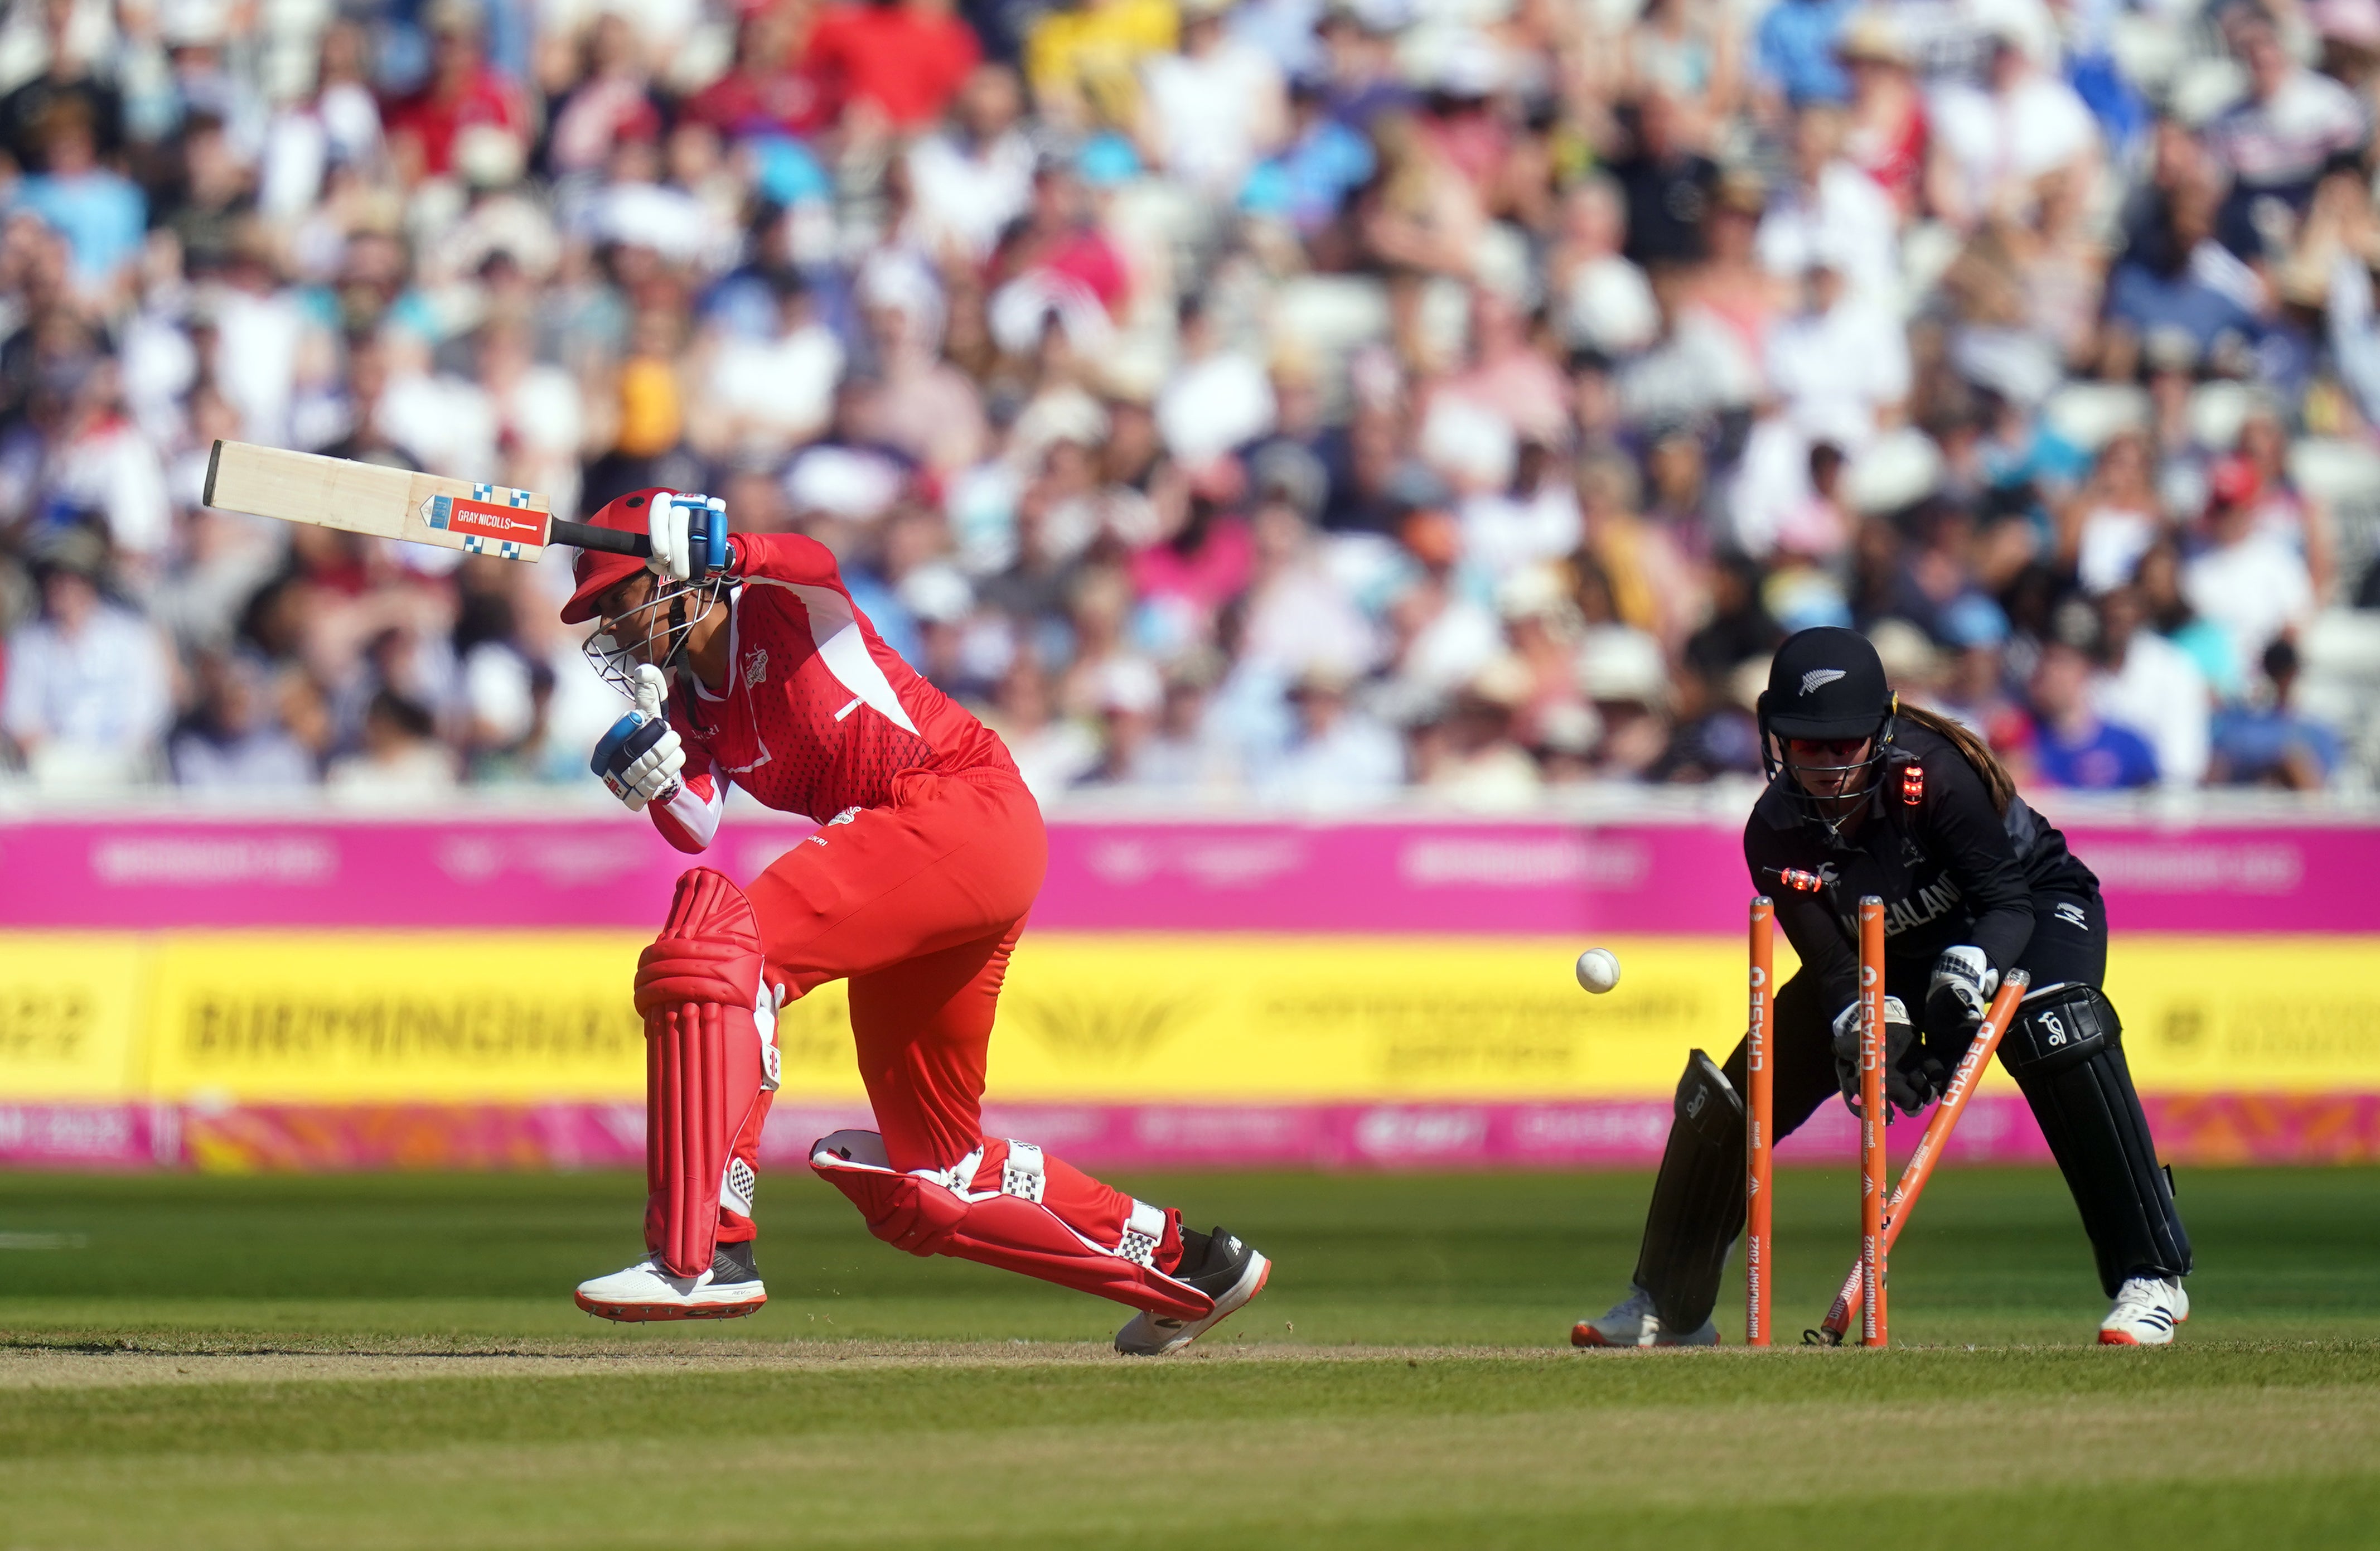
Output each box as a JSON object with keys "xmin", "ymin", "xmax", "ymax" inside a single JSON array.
[
  {"xmin": 664, "ymin": 588, "xmax": 688, "ymax": 669},
  {"xmin": 1773, "ymin": 713, "xmax": 1893, "ymax": 841}
]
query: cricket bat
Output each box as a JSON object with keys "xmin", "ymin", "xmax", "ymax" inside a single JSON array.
[{"xmin": 201, "ymin": 440, "xmax": 648, "ymax": 563}]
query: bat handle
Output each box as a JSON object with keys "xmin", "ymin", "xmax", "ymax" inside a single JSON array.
[{"xmin": 549, "ymin": 518, "xmax": 652, "ymax": 558}]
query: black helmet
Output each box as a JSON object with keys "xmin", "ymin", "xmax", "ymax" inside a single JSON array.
[
  {"xmin": 1757, "ymin": 626, "xmax": 1897, "ymax": 828},
  {"xmin": 1761, "ymin": 626, "xmax": 1890, "ymax": 737}
]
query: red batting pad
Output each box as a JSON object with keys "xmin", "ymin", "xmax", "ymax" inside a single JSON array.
[
  {"xmin": 637, "ymin": 869, "xmax": 770, "ymax": 1278},
  {"xmin": 811, "ymin": 1142, "xmax": 1212, "ymax": 1321}
]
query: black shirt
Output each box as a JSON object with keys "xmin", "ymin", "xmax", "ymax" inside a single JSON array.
[
  {"xmin": 1742, "ymin": 719, "xmax": 2098, "ymax": 1016},
  {"xmin": 1609, "ymin": 149, "xmax": 1719, "ymax": 269}
]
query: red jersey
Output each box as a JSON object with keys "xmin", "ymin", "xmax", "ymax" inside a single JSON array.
[
  {"xmin": 383, "ymin": 67, "xmax": 530, "ymax": 178},
  {"xmin": 680, "ymin": 65, "xmax": 832, "ymax": 140},
  {"xmin": 803, "ymin": 2, "xmax": 978, "ymax": 129},
  {"xmin": 646, "ymin": 534, "xmax": 1014, "ymax": 852}
]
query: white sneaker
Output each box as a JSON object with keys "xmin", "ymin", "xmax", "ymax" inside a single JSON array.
[
  {"xmin": 1571, "ymin": 1286, "xmax": 1720, "ymax": 1348},
  {"xmin": 2098, "ymin": 1275, "xmax": 2188, "ymax": 1346},
  {"xmin": 574, "ymin": 1243, "xmax": 767, "ymax": 1323},
  {"xmin": 1115, "ymin": 1227, "xmax": 1270, "ymax": 1356}
]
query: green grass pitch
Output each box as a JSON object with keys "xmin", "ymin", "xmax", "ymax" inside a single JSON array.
[{"xmin": 2, "ymin": 1165, "xmax": 2377, "ymax": 1549}]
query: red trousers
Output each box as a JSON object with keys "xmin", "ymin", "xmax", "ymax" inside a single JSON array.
[{"xmin": 722, "ymin": 765, "xmax": 1180, "ymax": 1272}]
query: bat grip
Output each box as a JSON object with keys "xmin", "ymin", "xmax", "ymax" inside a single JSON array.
[{"xmin": 549, "ymin": 518, "xmax": 652, "ymax": 557}]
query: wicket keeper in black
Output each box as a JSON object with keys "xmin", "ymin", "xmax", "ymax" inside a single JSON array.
[{"xmin": 1572, "ymin": 626, "xmax": 2192, "ymax": 1347}]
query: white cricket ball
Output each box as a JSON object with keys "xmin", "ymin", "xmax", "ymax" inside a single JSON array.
[{"xmin": 1575, "ymin": 948, "xmax": 1622, "ymax": 994}]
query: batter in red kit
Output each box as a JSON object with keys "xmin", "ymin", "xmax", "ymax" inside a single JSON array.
[{"xmin": 564, "ymin": 490, "xmax": 1270, "ymax": 1354}]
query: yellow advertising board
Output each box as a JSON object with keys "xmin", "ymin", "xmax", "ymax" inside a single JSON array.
[
  {"xmin": 2107, "ymin": 938, "xmax": 2380, "ymax": 1094},
  {"xmin": 2, "ymin": 931, "xmax": 2377, "ymax": 1104},
  {"xmin": 0, "ymin": 935, "xmax": 151, "ymax": 1099},
  {"xmin": 982, "ymin": 935, "xmax": 1792, "ymax": 1100},
  {"xmin": 143, "ymin": 933, "xmax": 651, "ymax": 1102},
  {"xmin": 990, "ymin": 935, "xmax": 2380, "ymax": 1099}
]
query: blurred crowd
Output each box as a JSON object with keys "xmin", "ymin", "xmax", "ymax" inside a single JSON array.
[{"xmin": 2, "ymin": 0, "xmax": 2379, "ymax": 811}]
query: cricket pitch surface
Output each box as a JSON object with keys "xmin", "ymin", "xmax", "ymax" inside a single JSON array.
[{"xmin": 3, "ymin": 1167, "xmax": 2375, "ymax": 1549}]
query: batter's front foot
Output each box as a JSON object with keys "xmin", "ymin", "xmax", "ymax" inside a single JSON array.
[
  {"xmin": 1115, "ymin": 1226, "xmax": 1271, "ymax": 1356},
  {"xmin": 575, "ymin": 1240, "xmax": 767, "ymax": 1322}
]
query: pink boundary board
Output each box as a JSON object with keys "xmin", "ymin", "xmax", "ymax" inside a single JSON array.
[
  {"xmin": 0, "ymin": 813, "xmax": 2374, "ymax": 934},
  {"xmin": 8, "ymin": 1094, "xmax": 2376, "ymax": 1171}
]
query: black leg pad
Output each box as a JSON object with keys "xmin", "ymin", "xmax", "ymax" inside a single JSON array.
[
  {"xmin": 1632, "ymin": 1050, "xmax": 1747, "ymax": 1332},
  {"xmin": 2001, "ymin": 984, "xmax": 2192, "ymax": 1296}
]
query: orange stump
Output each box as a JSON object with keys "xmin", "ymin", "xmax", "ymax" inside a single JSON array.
[
  {"xmin": 1857, "ymin": 896, "xmax": 1888, "ymax": 1347},
  {"xmin": 1746, "ymin": 896, "xmax": 1775, "ymax": 1347},
  {"xmin": 1818, "ymin": 970, "xmax": 2030, "ymax": 1345}
]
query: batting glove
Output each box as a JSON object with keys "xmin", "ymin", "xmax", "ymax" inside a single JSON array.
[
  {"xmin": 591, "ymin": 664, "xmax": 684, "ymax": 812},
  {"xmin": 647, "ymin": 492, "xmax": 730, "ymax": 583}
]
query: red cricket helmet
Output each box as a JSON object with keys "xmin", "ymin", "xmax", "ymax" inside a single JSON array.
[{"xmin": 560, "ymin": 488, "xmax": 668, "ymax": 624}]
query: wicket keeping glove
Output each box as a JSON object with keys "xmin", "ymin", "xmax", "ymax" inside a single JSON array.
[
  {"xmin": 592, "ymin": 664, "xmax": 684, "ymax": 812},
  {"xmin": 1923, "ymin": 945, "xmax": 1997, "ymax": 1041},
  {"xmin": 647, "ymin": 491, "xmax": 730, "ymax": 582},
  {"xmin": 1830, "ymin": 995, "xmax": 1939, "ymax": 1118}
]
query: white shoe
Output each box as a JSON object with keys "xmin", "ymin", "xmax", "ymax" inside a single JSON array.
[
  {"xmin": 574, "ymin": 1243, "xmax": 767, "ymax": 1323},
  {"xmin": 1571, "ymin": 1286, "xmax": 1720, "ymax": 1348},
  {"xmin": 1115, "ymin": 1227, "xmax": 1270, "ymax": 1356},
  {"xmin": 2098, "ymin": 1275, "xmax": 2188, "ymax": 1346}
]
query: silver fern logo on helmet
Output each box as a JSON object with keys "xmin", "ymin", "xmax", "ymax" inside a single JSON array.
[{"xmin": 1801, "ymin": 668, "xmax": 1847, "ymax": 695}]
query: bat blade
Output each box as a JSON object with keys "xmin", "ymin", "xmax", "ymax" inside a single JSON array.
[{"xmin": 202, "ymin": 441, "xmax": 555, "ymax": 562}]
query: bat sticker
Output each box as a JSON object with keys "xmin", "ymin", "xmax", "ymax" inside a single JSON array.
[{"xmin": 425, "ymin": 493, "xmax": 544, "ymax": 545}]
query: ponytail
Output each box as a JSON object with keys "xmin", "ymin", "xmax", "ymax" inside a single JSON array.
[{"xmin": 1897, "ymin": 703, "xmax": 2016, "ymax": 816}]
